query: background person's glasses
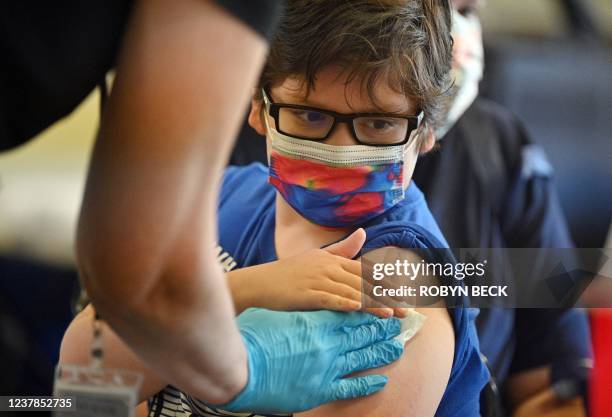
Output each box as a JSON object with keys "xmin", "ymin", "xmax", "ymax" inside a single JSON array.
[{"xmin": 262, "ymin": 89, "xmax": 423, "ymax": 147}]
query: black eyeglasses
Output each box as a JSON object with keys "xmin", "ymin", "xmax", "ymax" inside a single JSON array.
[{"xmin": 262, "ymin": 89, "xmax": 423, "ymax": 147}]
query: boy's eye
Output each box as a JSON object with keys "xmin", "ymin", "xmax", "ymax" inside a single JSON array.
[
  {"xmin": 363, "ymin": 118, "xmax": 396, "ymax": 131},
  {"xmin": 291, "ymin": 109, "xmax": 327, "ymax": 123},
  {"xmin": 354, "ymin": 117, "xmax": 408, "ymax": 144}
]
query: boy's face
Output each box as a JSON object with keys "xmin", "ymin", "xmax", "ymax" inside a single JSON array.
[{"xmin": 248, "ymin": 66, "xmax": 434, "ymax": 188}]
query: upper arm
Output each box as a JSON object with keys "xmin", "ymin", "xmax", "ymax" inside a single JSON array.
[
  {"xmin": 77, "ymin": 0, "xmax": 269, "ymax": 308},
  {"xmin": 297, "ymin": 305, "xmax": 454, "ymax": 417},
  {"xmin": 298, "ymin": 245, "xmax": 455, "ymax": 416},
  {"xmin": 59, "ymin": 305, "xmax": 167, "ymax": 403}
]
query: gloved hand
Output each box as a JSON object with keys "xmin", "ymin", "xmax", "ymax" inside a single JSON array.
[{"xmin": 214, "ymin": 308, "xmax": 404, "ymax": 413}]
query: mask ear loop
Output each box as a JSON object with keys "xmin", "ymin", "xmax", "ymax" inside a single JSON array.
[
  {"xmin": 261, "ymin": 90, "xmax": 278, "ymax": 166},
  {"xmin": 261, "ymin": 89, "xmax": 275, "ymax": 132},
  {"xmin": 404, "ymin": 112, "xmax": 426, "ymax": 158},
  {"xmin": 261, "ymin": 107, "xmax": 273, "ymax": 166}
]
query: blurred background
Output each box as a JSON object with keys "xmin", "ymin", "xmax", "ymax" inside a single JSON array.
[{"xmin": 0, "ymin": 0, "xmax": 610, "ymax": 410}]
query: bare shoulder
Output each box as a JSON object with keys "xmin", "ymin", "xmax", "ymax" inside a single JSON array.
[{"xmin": 297, "ymin": 304, "xmax": 454, "ymax": 417}]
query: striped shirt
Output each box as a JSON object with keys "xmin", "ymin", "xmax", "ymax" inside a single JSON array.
[{"xmin": 147, "ymin": 385, "xmax": 290, "ymax": 417}]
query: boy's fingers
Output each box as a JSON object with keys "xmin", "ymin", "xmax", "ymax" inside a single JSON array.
[
  {"xmin": 324, "ymin": 228, "xmax": 366, "ymax": 259},
  {"xmin": 365, "ymin": 307, "xmax": 394, "ymax": 318},
  {"xmin": 317, "ymin": 280, "xmax": 362, "ymax": 302},
  {"xmin": 308, "ymin": 290, "xmax": 361, "ymax": 311},
  {"xmin": 339, "ymin": 258, "xmax": 362, "ymax": 276},
  {"xmin": 330, "ymin": 267, "xmax": 362, "ymax": 291}
]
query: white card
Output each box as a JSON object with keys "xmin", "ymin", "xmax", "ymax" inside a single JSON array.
[{"xmin": 53, "ymin": 364, "xmax": 142, "ymax": 417}]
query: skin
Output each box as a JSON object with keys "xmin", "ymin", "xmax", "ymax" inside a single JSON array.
[
  {"xmin": 506, "ymin": 367, "xmax": 587, "ymax": 417},
  {"xmin": 511, "ymin": 383, "xmax": 586, "ymax": 417},
  {"xmin": 248, "ymin": 67, "xmax": 454, "ymax": 417},
  {"xmin": 297, "ymin": 301, "xmax": 453, "ymax": 417},
  {"xmin": 75, "ymin": 0, "xmax": 268, "ymax": 404}
]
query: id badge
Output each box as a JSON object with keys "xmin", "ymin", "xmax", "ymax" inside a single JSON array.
[{"xmin": 53, "ymin": 364, "xmax": 143, "ymax": 417}]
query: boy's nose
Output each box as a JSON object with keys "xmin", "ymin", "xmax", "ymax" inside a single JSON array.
[{"xmin": 323, "ymin": 122, "xmax": 359, "ymax": 146}]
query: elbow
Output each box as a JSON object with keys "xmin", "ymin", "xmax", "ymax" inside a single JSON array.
[{"xmin": 182, "ymin": 351, "xmax": 249, "ymax": 406}]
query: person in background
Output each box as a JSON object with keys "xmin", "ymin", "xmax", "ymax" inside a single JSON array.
[{"xmin": 412, "ymin": 1, "xmax": 593, "ymax": 416}]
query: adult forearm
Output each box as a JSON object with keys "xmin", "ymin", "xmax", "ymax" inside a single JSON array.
[
  {"xmin": 77, "ymin": 182, "xmax": 248, "ymax": 403},
  {"xmin": 75, "ymin": 0, "xmax": 269, "ymax": 403},
  {"xmin": 85, "ymin": 264, "xmax": 247, "ymax": 403}
]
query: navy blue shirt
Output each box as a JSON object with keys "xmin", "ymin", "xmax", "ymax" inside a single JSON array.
[
  {"xmin": 413, "ymin": 98, "xmax": 592, "ymax": 388},
  {"xmin": 0, "ymin": 0, "xmax": 282, "ymax": 151},
  {"xmin": 215, "ymin": 163, "xmax": 489, "ymax": 417}
]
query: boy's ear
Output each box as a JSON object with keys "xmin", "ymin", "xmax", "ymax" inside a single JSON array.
[
  {"xmin": 248, "ymin": 99, "xmax": 267, "ymax": 136},
  {"xmin": 419, "ymin": 126, "xmax": 436, "ymax": 154}
]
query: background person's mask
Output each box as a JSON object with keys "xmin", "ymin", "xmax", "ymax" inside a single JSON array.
[
  {"xmin": 436, "ymin": 10, "xmax": 484, "ymax": 139},
  {"xmin": 266, "ymin": 119, "xmax": 421, "ymax": 228}
]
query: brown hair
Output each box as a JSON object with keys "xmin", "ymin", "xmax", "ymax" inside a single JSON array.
[{"xmin": 256, "ymin": 0, "xmax": 453, "ymax": 129}]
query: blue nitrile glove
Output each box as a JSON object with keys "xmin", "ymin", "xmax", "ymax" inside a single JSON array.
[{"xmin": 214, "ymin": 308, "xmax": 404, "ymax": 413}]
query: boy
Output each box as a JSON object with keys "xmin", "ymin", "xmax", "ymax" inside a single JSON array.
[{"xmin": 187, "ymin": 1, "xmax": 488, "ymax": 416}]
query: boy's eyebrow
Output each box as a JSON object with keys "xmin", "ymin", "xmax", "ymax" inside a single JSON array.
[{"xmin": 283, "ymin": 90, "xmax": 415, "ymax": 115}]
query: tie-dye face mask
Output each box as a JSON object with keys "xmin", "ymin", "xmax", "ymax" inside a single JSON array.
[{"xmin": 266, "ymin": 120, "xmax": 420, "ymax": 228}]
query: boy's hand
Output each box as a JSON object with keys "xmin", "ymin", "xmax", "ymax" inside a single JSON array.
[{"xmin": 229, "ymin": 229, "xmax": 408, "ymax": 318}]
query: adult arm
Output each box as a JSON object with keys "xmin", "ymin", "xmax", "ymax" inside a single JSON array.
[
  {"xmin": 507, "ymin": 367, "xmax": 587, "ymax": 417},
  {"xmin": 76, "ymin": 0, "xmax": 268, "ymax": 403}
]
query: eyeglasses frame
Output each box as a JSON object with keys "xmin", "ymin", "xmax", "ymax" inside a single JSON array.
[{"xmin": 262, "ymin": 88, "xmax": 424, "ymax": 147}]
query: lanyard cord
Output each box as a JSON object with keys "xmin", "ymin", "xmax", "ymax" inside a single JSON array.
[
  {"xmin": 91, "ymin": 310, "xmax": 104, "ymax": 369},
  {"xmin": 80, "ymin": 73, "xmax": 141, "ymax": 386},
  {"xmin": 90, "ymin": 78, "xmax": 108, "ymax": 369}
]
